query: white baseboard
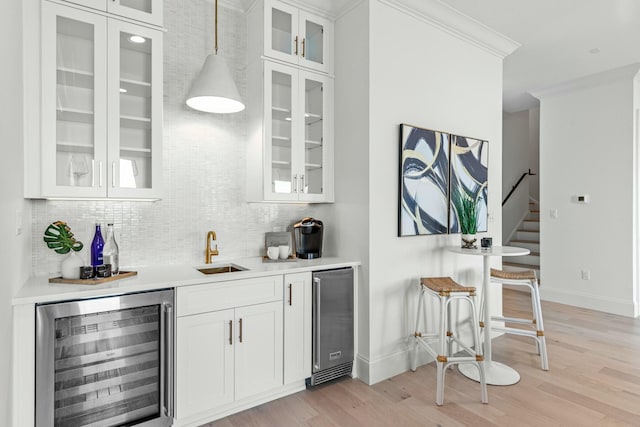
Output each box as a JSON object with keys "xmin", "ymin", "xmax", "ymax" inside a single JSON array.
[
  {"xmin": 358, "ymin": 346, "xmax": 434, "ymax": 386},
  {"xmin": 541, "ymin": 288, "xmax": 636, "ymax": 317}
]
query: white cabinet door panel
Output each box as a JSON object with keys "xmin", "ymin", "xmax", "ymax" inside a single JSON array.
[{"xmin": 176, "ymin": 309, "xmax": 234, "ymax": 419}]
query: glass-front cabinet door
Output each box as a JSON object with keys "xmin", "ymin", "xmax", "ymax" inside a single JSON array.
[
  {"xmin": 298, "ymin": 70, "xmax": 331, "ymax": 202},
  {"xmin": 58, "ymin": 0, "xmax": 162, "ymax": 26},
  {"xmin": 40, "ymin": 1, "xmax": 162, "ymax": 199},
  {"xmin": 264, "ymin": 0, "xmax": 332, "ymax": 74},
  {"xmin": 108, "ymin": 0, "xmax": 163, "ymax": 27},
  {"xmin": 41, "ymin": 2, "xmax": 108, "ymax": 198},
  {"xmin": 298, "ymin": 11, "xmax": 332, "ymax": 74},
  {"xmin": 263, "ymin": 61, "xmax": 332, "ymax": 202},
  {"xmin": 108, "ymin": 20, "xmax": 162, "ymax": 199},
  {"xmin": 264, "ymin": 61, "xmax": 298, "ymax": 201}
]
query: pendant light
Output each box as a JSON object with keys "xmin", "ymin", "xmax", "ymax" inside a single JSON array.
[{"xmin": 186, "ymin": 0, "xmax": 245, "ymax": 113}]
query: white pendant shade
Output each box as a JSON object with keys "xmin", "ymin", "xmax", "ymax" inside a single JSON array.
[{"xmin": 186, "ymin": 54, "xmax": 245, "ymax": 114}]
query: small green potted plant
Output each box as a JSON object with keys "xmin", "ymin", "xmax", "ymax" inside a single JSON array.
[
  {"xmin": 43, "ymin": 221, "xmax": 84, "ymax": 279},
  {"xmin": 454, "ymin": 189, "xmax": 478, "ymax": 249}
]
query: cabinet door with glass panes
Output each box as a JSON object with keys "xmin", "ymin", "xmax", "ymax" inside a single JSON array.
[
  {"xmin": 40, "ymin": 1, "xmax": 162, "ymax": 199},
  {"xmin": 265, "ymin": 0, "xmax": 333, "ymax": 74},
  {"xmin": 264, "ymin": 61, "xmax": 299, "ymax": 201},
  {"xmin": 297, "ymin": 70, "xmax": 332, "ymax": 202},
  {"xmin": 60, "ymin": 0, "xmax": 162, "ymax": 26},
  {"xmin": 107, "ymin": 19, "xmax": 162, "ymax": 199},
  {"xmin": 41, "ymin": 2, "xmax": 108, "ymax": 198},
  {"xmin": 264, "ymin": 61, "xmax": 332, "ymax": 202}
]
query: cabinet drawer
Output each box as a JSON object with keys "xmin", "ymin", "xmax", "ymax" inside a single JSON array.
[{"xmin": 177, "ymin": 275, "xmax": 284, "ymax": 317}]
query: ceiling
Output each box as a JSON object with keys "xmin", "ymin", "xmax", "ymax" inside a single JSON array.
[
  {"xmin": 439, "ymin": 0, "xmax": 640, "ymax": 112},
  {"xmin": 228, "ymin": 0, "xmax": 640, "ymax": 112}
]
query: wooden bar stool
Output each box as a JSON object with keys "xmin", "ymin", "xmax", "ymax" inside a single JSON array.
[
  {"xmin": 411, "ymin": 277, "xmax": 488, "ymax": 406},
  {"xmin": 483, "ymin": 268, "xmax": 548, "ymax": 371}
]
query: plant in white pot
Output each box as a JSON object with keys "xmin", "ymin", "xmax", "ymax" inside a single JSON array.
[
  {"xmin": 453, "ymin": 189, "xmax": 478, "ymax": 249},
  {"xmin": 43, "ymin": 221, "xmax": 85, "ymax": 279}
]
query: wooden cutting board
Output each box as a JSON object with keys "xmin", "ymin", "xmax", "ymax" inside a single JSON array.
[{"xmin": 49, "ymin": 271, "xmax": 137, "ymax": 285}]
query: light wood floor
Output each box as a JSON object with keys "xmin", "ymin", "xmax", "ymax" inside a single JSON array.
[{"xmin": 204, "ymin": 289, "xmax": 640, "ymax": 426}]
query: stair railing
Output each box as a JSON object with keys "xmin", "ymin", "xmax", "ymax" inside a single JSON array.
[{"xmin": 502, "ymin": 169, "xmax": 536, "ymax": 206}]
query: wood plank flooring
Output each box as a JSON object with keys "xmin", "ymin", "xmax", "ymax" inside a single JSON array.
[{"xmin": 204, "ymin": 289, "xmax": 640, "ymax": 426}]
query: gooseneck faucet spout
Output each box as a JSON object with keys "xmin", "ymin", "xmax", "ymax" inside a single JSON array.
[{"xmin": 205, "ymin": 230, "xmax": 219, "ymax": 264}]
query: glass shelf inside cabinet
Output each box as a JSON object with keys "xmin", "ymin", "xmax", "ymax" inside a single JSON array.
[
  {"xmin": 272, "ymin": 135, "xmax": 291, "ymax": 147},
  {"xmin": 272, "ymin": 107, "xmax": 292, "ymax": 121},
  {"xmin": 57, "ymin": 67, "xmax": 94, "ymax": 89}
]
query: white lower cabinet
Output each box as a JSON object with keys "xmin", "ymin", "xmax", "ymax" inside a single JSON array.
[
  {"xmin": 283, "ymin": 272, "xmax": 312, "ymax": 384},
  {"xmin": 175, "ymin": 276, "xmax": 284, "ymax": 424}
]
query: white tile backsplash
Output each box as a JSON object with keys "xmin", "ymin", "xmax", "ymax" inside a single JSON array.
[{"xmin": 31, "ymin": 1, "xmax": 330, "ymax": 275}]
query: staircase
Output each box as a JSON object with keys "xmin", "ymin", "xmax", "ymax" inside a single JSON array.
[{"xmin": 505, "ymin": 201, "xmax": 540, "ymax": 279}]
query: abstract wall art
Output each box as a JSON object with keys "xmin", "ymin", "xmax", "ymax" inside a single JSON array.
[{"xmin": 399, "ymin": 124, "xmax": 488, "ymax": 237}]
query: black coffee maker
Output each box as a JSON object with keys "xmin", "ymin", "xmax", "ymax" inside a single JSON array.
[{"xmin": 293, "ymin": 217, "xmax": 323, "ymax": 259}]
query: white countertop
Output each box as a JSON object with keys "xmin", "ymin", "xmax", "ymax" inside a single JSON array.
[{"xmin": 13, "ymin": 256, "xmax": 360, "ymax": 305}]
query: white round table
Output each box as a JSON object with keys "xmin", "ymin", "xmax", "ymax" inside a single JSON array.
[{"xmin": 447, "ymin": 245, "xmax": 530, "ymax": 385}]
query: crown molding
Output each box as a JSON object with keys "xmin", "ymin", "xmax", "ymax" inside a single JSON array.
[
  {"xmin": 531, "ymin": 63, "xmax": 640, "ymax": 100},
  {"xmin": 378, "ymin": 0, "xmax": 520, "ymax": 59}
]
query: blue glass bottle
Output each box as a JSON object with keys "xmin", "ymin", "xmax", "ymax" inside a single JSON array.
[{"xmin": 91, "ymin": 223, "xmax": 105, "ymax": 267}]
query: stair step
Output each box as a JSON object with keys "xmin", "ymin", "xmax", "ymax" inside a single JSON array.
[
  {"xmin": 503, "ymin": 261, "xmax": 539, "ymax": 270},
  {"xmin": 509, "ymin": 239, "xmax": 540, "ymax": 252},
  {"xmin": 515, "ymin": 230, "xmax": 540, "ymax": 241}
]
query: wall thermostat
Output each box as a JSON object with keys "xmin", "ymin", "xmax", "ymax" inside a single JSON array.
[{"xmin": 575, "ymin": 194, "xmax": 590, "ymax": 204}]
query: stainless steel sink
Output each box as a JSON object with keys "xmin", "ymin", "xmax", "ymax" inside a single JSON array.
[{"xmin": 196, "ymin": 264, "xmax": 248, "ymax": 275}]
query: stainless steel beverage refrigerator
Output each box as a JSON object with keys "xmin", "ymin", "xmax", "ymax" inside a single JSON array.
[
  {"xmin": 310, "ymin": 267, "xmax": 354, "ymax": 386},
  {"xmin": 35, "ymin": 289, "xmax": 174, "ymax": 427}
]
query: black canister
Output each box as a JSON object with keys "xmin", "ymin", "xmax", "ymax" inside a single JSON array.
[{"xmin": 293, "ymin": 217, "xmax": 323, "ymax": 259}]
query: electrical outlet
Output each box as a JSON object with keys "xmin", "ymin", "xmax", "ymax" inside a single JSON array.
[
  {"xmin": 581, "ymin": 270, "xmax": 590, "ymax": 280},
  {"xmin": 488, "ymin": 212, "xmax": 495, "ymax": 222}
]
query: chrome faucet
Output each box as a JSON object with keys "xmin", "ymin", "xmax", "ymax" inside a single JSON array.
[{"xmin": 205, "ymin": 230, "xmax": 219, "ymax": 264}]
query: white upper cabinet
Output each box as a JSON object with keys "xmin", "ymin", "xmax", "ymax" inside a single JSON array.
[
  {"xmin": 60, "ymin": 0, "xmax": 163, "ymax": 26},
  {"xmin": 33, "ymin": 0, "xmax": 163, "ymax": 199},
  {"xmin": 247, "ymin": 0, "xmax": 335, "ymax": 203},
  {"xmin": 263, "ymin": 0, "xmax": 333, "ymax": 74}
]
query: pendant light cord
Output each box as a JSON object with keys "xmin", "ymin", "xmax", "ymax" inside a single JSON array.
[{"xmin": 215, "ymin": 0, "xmax": 219, "ymax": 54}]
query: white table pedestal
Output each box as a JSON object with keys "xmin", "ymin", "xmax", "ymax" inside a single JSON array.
[
  {"xmin": 458, "ymin": 360, "xmax": 520, "ymax": 386},
  {"xmin": 447, "ymin": 245, "xmax": 529, "ymax": 386}
]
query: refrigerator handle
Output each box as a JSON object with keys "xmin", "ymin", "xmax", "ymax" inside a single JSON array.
[
  {"xmin": 164, "ymin": 303, "xmax": 174, "ymax": 418},
  {"xmin": 313, "ymin": 277, "xmax": 321, "ymax": 370}
]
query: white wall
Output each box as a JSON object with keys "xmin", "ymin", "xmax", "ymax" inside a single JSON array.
[
  {"xmin": 538, "ymin": 65, "xmax": 639, "ymax": 316},
  {"xmin": 1, "ymin": 1, "xmax": 31, "ymax": 425},
  {"xmin": 359, "ymin": 0, "xmax": 504, "ymax": 383},
  {"xmin": 529, "ymin": 107, "xmax": 540, "ymax": 200},
  {"xmin": 332, "ymin": 0, "xmax": 372, "ymax": 381},
  {"xmin": 502, "ymin": 110, "xmax": 532, "ymax": 240},
  {"xmin": 30, "ymin": 1, "xmax": 331, "ymax": 276}
]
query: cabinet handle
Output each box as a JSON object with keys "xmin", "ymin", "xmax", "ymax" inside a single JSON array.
[
  {"xmin": 300, "ymin": 174, "xmax": 305, "ymax": 193},
  {"xmin": 164, "ymin": 303, "xmax": 174, "ymax": 418},
  {"xmin": 293, "ymin": 174, "xmax": 298, "ymax": 193},
  {"xmin": 98, "ymin": 161, "xmax": 103, "ymax": 188},
  {"xmin": 302, "ymin": 38, "xmax": 306, "ymax": 58},
  {"xmin": 228, "ymin": 320, "xmax": 233, "ymax": 345},
  {"xmin": 288, "ymin": 283, "xmax": 292, "ymax": 306},
  {"xmin": 112, "ymin": 161, "xmax": 116, "ymax": 188},
  {"xmin": 91, "ymin": 162, "xmax": 96, "ymax": 187},
  {"xmin": 239, "ymin": 318, "xmax": 243, "ymax": 343},
  {"xmin": 294, "ymin": 36, "xmax": 299, "ymax": 56}
]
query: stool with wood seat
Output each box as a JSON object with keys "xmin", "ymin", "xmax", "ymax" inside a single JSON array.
[
  {"xmin": 411, "ymin": 277, "xmax": 488, "ymax": 406},
  {"xmin": 483, "ymin": 268, "xmax": 548, "ymax": 371}
]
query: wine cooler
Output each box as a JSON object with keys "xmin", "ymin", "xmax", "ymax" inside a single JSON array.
[{"xmin": 36, "ymin": 289, "xmax": 174, "ymax": 427}]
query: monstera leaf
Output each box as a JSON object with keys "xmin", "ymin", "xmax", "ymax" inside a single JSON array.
[{"xmin": 43, "ymin": 221, "xmax": 84, "ymax": 254}]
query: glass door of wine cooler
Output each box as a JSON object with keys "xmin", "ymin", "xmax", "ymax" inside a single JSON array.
[{"xmin": 36, "ymin": 289, "xmax": 174, "ymax": 427}]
